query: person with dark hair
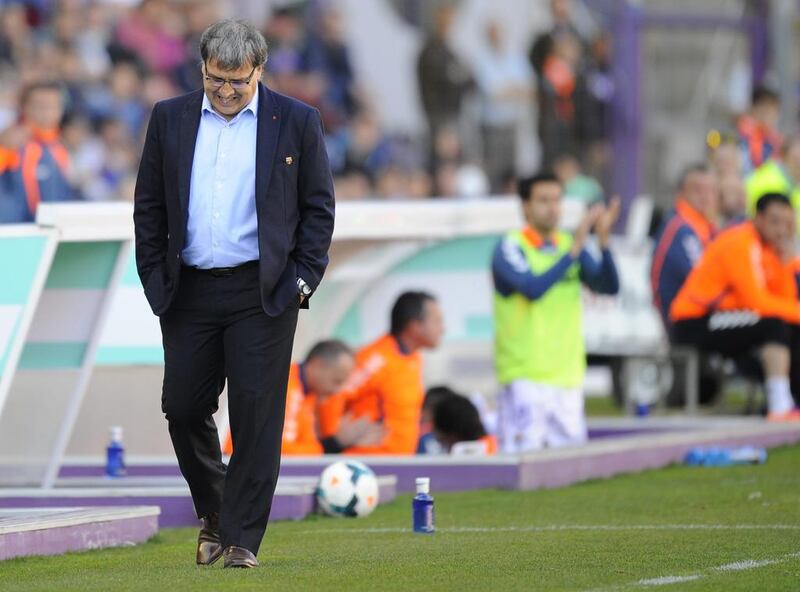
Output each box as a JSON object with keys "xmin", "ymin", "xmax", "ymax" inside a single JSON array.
[
  {"xmin": 416, "ymin": 4, "xmax": 474, "ymax": 171},
  {"xmin": 737, "ymin": 85, "xmax": 782, "ymax": 174},
  {"xmin": 671, "ymin": 193, "xmax": 800, "ymax": 421},
  {"xmin": 650, "ymin": 164, "xmax": 719, "ymax": 328},
  {"xmin": 317, "ymin": 291, "xmax": 444, "ymax": 455},
  {"xmin": 552, "ymin": 152, "xmax": 603, "ymax": 204},
  {"xmin": 221, "ymin": 340, "xmax": 382, "ymax": 457},
  {"xmin": 475, "ymin": 21, "xmax": 533, "ymax": 193},
  {"xmin": 746, "ymin": 135, "xmax": 800, "ymax": 224},
  {"xmin": 417, "ymin": 385, "xmax": 458, "ymax": 454},
  {"xmin": 133, "ymin": 19, "xmax": 335, "ymax": 568},
  {"xmin": 0, "ymin": 81, "xmax": 77, "ymax": 223},
  {"xmin": 492, "ymin": 173, "xmax": 619, "ymax": 452},
  {"xmin": 433, "ymin": 393, "xmax": 497, "ymax": 455}
]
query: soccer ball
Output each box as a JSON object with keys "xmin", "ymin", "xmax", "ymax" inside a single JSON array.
[{"xmin": 315, "ymin": 460, "xmax": 379, "ymax": 518}]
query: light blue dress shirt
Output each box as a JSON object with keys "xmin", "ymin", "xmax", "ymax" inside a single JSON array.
[{"xmin": 182, "ymin": 91, "xmax": 260, "ymax": 268}]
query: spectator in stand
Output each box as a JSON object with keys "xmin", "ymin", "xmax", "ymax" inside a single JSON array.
[
  {"xmin": 84, "ymin": 60, "xmax": 147, "ymax": 138},
  {"xmin": 61, "ymin": 114, "xmax": 105, "ymax": 201},
  {"xmin": 746, "ymin": 135, "xmax": 800, "ymax": 222},
  {"xmin": 0, "ymin": 81, "xmax": 77, "ymax": 223},
  {"xmin": 529, "ymin": 0, "xmax": 584, "ymax": 79},
  {"xmin": 332, "ymin": 165, "xmax": 372, "ymax": 201},
  {"xmin": 552, "ymin": 152, "xmax": 603, "ymax": 205},
  {"xmin": 709, "ymin": 137, "xmax": 747, "ymax": 226},
  {"xmin": 670, "ymin": 193, "xmax": 800, "ymax": 421},
  {"xmin": 538, "ymin": 30, "xmax": 582, "ymax": 169},
  {"xmin": 335, "ymin": 109, "xmax": 395, "ymax": 181},
  {"xmin": 718, "ymin": 173, "xmax": 748, "ymax": 227},
  {"xmin": 303, "ymin": 4, "xmax": 359, "ymax": 130},
  {"xmin": 577, "ymin": 32, "xmax": 614, "ymax": 184},
  {"xmin": 709, "ymin": 137, "xmax": 743, "ymax": 180},
  {"xmin": 113, "ymin": 0, "xmax": 187, "ymax": 75},
  {"xmin": 317, "ymin": 291, "xmax": 445, "ymax": 455},
  {"xmin": 433, "ymin": 392, "xmax": 497, "ymax": 455},
  {"xmin": 0, "ymin": 4, "xmax": 34, "ymax": 68},
  {"xmin": 417, "ymin": 4, "xmax": 473, "ymax": 169},
  {"xmin": 650, "ymin": 164, "xmax": 719, "ymax": 328},
  {"xmin": 474, "ymin": 21, "xmax": 533, "ymax": 193},
  {"xmin": 737, "ymin": 86, "xmax": 782, "ymax": 175}
]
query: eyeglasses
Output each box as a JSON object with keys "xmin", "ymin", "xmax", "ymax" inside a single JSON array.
[{"xmin": 203, "ymin": 65, "xmax": 258, "ymax": 90}]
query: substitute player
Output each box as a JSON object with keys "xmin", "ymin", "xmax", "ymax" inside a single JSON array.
[
  {"xmin": 318, "ymin": 291, "xmax": 444, "ymax": 455},
  {"xmin": 492, "ymin": 172, "xmax": 619, "ymax": 453},
  {"xmin": 670, "ymin": 193, "xmax": 800, "ymax": 421},
  {"xmin": 222, "ymin": 340, "xmax": 383, "ymax": 455}
]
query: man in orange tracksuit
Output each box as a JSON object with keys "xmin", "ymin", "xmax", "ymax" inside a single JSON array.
[
  {"xmin": 670, "ymin": 193, "xmax": 800, "ymax": 420},
  {"xmin": 223, "ymin": 340, "xmax": 382, "ymax": 456},
  {"xmin": 0, "ymin": 81, "xmax": 76, "ymax": 223},
  {"xmin": 318, "ymin": 291, "xmax": 445, "ymax": 455}
]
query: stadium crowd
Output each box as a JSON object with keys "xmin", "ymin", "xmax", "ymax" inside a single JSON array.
[{"xmin": 0, "ymin": 0, "xmax": 612, "ymax": 221}]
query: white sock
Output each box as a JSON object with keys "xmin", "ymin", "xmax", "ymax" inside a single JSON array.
[{"xmin": 766, "ymin": 377, "xmax": 794, "ymax": 414}]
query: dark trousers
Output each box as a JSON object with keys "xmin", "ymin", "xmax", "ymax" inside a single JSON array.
[
  {"xmin": 671, "ymin": 313, "xmax": 800, "ymax": 405},
  {"xmin": 159, "ymin": 262, "xmax": 298, "ymax": 554}
]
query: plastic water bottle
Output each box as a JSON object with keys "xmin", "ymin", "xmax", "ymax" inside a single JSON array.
[
  {"xmin": 106, "ymin": 426, "xmax": 126, "ymax": 478},
  {"xmin": 412, "ymin": 477, "xmax": 434, "ymax": 534},
  {"xmin": 684, "ymin": 446, "xmax": 767, "ymax": 467}
]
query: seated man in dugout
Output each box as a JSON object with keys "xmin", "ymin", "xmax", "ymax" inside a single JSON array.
[
  {"xmin": 317, "ymin": 291, "xmax": 445, "ymax": 455},
  {"xmin": 222, "ymin": 340, "xmax": 384, "ymax": 456},
  {"xmin": 432, "ymin": 391, "xmax": 497, "ymax": 455},
  {"xmin": 670, "ymin": 193, "xmax": 800, "ymax": 421}
]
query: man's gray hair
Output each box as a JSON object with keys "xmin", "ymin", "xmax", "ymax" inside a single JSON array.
[{"xmin": 199, "ymin": 19, "xmax": 269, "ymax": 71}]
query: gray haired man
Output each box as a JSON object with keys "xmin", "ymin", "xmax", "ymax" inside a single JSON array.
[{"xmin": 133, "ymin": 19, "xmax": 335, "ymax": 567}]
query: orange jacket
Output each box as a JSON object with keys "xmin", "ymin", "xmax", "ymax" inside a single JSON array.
[
  {"xmin": 480, "ymin": 435, "xmax": 498, "ymax": 455},
  {"xmin": 223, "ymin": 363, "xmax": 323, "ymax": 456},
  {"xmin": 670, "ymin": 221, "xmax": 800, "ymax": 323},
  {"xmin": 318, "ymin": 334, "xmax": 424, "ymax": 455}
]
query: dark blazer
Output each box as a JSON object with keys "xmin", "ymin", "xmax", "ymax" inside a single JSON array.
[{"xmin": 133, "ymin": 83, "xmax": 335, "ymax": 317}]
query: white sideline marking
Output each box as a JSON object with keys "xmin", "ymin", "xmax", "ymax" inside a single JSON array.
[
  {"xmin": 637, "ymin": 575, "xmax": 700, "ymax": 586},
  {"xmin": 300, "ymin": 524, "xmax": 800, "ymax": 535},
  {"xmin": 587, "ymin": 550, "xmax": 800, "ymax": 591},
  {"xmin": 714, "ymin": 559, "xmax": 776, "ymax": 572}
]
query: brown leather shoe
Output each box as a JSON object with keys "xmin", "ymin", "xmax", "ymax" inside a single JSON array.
[
  {"xmin": 196, "ymin": 513, "xmax": 222, "ymax": 566},
  {"xmin": 222, "ymin": 545, "xmax": 258, "ymax": 568}
]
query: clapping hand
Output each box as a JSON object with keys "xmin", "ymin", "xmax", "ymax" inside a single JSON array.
[
  {"xmin": 570, "ymin": 203, "xmax": 604, "ymax": 258},
  {"xmin": 595, "ymin": 196, "xmax": 621, "ymax": 249}
]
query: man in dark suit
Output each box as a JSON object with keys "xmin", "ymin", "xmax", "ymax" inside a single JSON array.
[{"xmin": 133, "ymin": 19, "xmax": 334, "ymax": 568}]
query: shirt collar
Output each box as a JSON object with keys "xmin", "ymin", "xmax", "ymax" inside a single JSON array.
[
  {"xmin": 522, "ymin": 226, "xmax": 557, "ymax": 249},
  {"xmin": 201, "ymin": 89, "xmax": 259, "ymax": 122},
  {"xmin": 675, "ymin": 198, "xmax": 716, "ymax": 245}
]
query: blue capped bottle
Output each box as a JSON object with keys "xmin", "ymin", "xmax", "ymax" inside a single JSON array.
[
  {"xmin": 412, "ymin": 477, "xmax": 434, "ymax": 533},
  {"xmin": 105, "ymin": 426, "xmax": 126, "ymax": 478}
]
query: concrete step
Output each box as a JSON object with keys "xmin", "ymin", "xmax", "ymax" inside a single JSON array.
[
  {"xmin": 0, "ymin": 476, "xmax": 398, "ymax": 527},
  {"xmin": 0, "ymin": 506, "xmax": 159, "ymax": 561}
]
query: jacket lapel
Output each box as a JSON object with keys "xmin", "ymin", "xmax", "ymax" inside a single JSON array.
[
  {"xmin": 177, "ymin": 91, "xmax": 203, "ymax": 223},
  {"xmin": 255, "ymin": 82, "xmax": 280, "ymax": 212}
]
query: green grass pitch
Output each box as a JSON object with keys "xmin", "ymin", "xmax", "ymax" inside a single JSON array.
[{"xmin": 2, "ymin": 445, "xmax": 799, "ymax": 591}]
